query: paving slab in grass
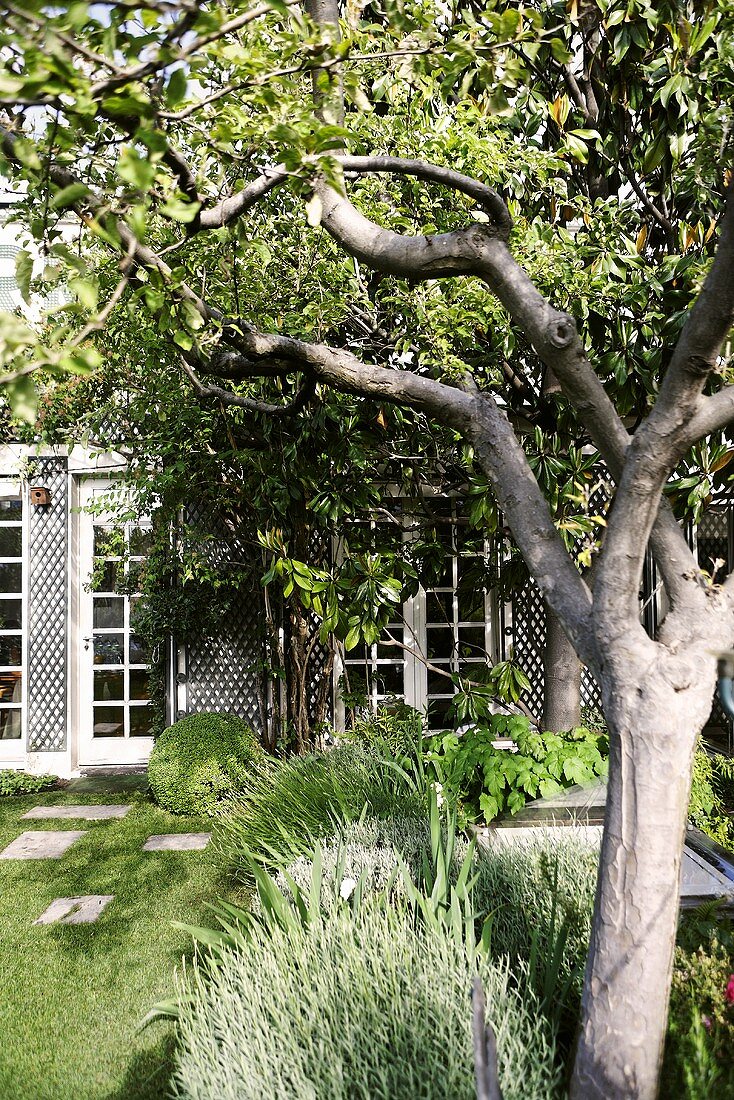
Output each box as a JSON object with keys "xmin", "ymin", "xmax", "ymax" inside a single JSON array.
[
  {"xmin": 143, "ymin": 833, "xmax": 211, "ymax": 851},
  {"xmin": 0, "ymin": 830, "xmax": 86, "ymax": 860},
  {"xmin": 34, "ymin": 895, "xmax": 114, "ymax": 925},
  {"xmin": 22, "ymin": 804, "xmax": 131, "ymax": 821}
]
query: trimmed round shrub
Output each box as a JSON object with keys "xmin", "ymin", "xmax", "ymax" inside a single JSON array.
[{"xmin": 148, "ymin": 712, "xmax": 264, "ymax": 815}]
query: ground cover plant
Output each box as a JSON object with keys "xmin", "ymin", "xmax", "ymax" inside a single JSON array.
[
  {"xmin": 0, "ymin": 770, "xmax": 58, "ymax": 797},
  {"xmin": 176, "ymin": 734, "xmax": 733, "ymax": 1100},
  {"xmin": 148, "ymin": 712, "xmax": 263, "ymax": 815},
  {"xmin": 662, "ymin": 903, "xmax": 734, "ymax": 1100},
  {"xmin": 0, "ymin": 782, "xmax": 230, "ymax": 1100},
  {"xmin": 429, "ymin": 716, "xmax": 608, "ymax": 823},
  {"xmin": 171, "ymin": 811, "xmax": 566, "ymax": 1100}
]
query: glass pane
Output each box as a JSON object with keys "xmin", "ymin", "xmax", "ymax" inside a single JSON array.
[
  {"xmin": 0, "ymin": 563, "xmax": 22, "ymax": 592},
  {"xmin": 0, "ymin": 707, "xmax": 21, "ymax": 739},
  {"xmin": 92, "ymin": 560, "xmax": 120, "ymax": 593},
  {"xmin": 129, "ymin": 596, "xmax": 144, "ymax": 632},
  {"xmin": 427, "ymin": 665, "xmax": 452, "ymax": 695},
  {"xmin": 126, "ymin": 560, "xmax": 144, "ymax": 591},
  {"xmin": 0, "ymin": 499, "xmax": 22, "ymax": 520},
  {"xmin": 0, "ymin": 672, "xmax": 21, "ymax": 703},
  {"xmin": 458, "ymin": 627, "xmax": 486, "ymax": 657},
  {"xmin": 129, "ymin": 526, "xmax": 153, "ymax": 555},
  {"xmin": 0, "ymin": 635, "xmax": 22, "ymax": 666},
  {"xmin": 94, "ymin": 526, "xmax": 124, "ymax": 557},
  {"xmin": 93, "ymin": 706, "xmax": 124, "ymax": 737},
  {"xmin": 93, "ymin": 634, "xmax": 124, "ymax": 665},
  {"xmin": 93, "ymin": 597, "xmax": 124, "ymax": 630},
  {"xmin": 94, "ymin": 670, "xmax": 124, "ymax": 701},
  {"xmin": 427, "ymin": 697, "xmax": 454, "ymax": 729},
  {"xmin": 426, "ymin": 591, "xmax": 453, "ymax": 624},
  {"xmin": 374, "ymin": 664, "xmax": 404, "ymax": 695},
  {"xmin": 458, "ymin": 589, "xmax": 486, "ymax": 623},
  {"xmin": 129, "ymin": 635, "xmax": 150, "ymax": 663},
  {"xmin": 427, "ymin": 628, "xmax": 455, "ymax": 660},
  {"xmin": 130, "ymin": 705, "xmax": 153, "ymax": 737},
  {"xmin": 376, "ymin": 640, "xmax": 402, "ymax": 660},
  {"xmin": 0, "ymin": 527, "xmax": 22, "ymax": 557},
  {"xmin": 0, "ymin": 599, "xmax": 22, "ymax": 629},
  {"xmin": 456, "ymin": 527, "xmax": 483, "ymax": 556},
  {"xmin": 129, "ymin": 669, "xmax": 150, "ymax": 700}
]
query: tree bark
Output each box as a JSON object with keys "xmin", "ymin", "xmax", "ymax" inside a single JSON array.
[
  {"xmin": 542, "ymin": 603, "xmax": 581, "ymax": 731},
  {"xmin": 570, "ymin": 654, "xmax": 716, "ymax": 1100}
]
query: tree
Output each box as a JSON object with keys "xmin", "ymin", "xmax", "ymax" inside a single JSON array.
[{"xmin": 1, "ymin": 1, "xmax": 733, "ymax": 1096}]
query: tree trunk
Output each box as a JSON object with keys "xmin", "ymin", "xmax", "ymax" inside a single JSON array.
[
  {"xmin": 570, "ymin": 662, "xmax": 715, "ymax": 1100},
  {"xmin": 542, "ymin": 604, "xmax": 581, "ymax": 731}
]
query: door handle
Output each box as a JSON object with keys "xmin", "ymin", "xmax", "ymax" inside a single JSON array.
[{"xmin": 83, "ymin": 636, "xmax": 92, "ymax": 651}]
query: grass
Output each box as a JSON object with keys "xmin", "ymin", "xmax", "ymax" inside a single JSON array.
[{"xmin": 0, "ymin": 781, "xmax": 233, "ymax": 1100}]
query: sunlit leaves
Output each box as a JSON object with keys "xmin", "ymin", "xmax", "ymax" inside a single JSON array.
[{"xmin": 50, "ymin": 183, "xmax": 91, "ymax": 210}]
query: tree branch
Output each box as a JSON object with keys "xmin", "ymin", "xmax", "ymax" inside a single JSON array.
[
  {"xmin": 199, "ymin": 329, "xmax": 596, "ymax": 661},
  {"xmin": 685, "ymin": 385, "xmax": 734, "ymax": 443},
  {"xmin": 594, "ymin": 182, "xmax": 734, "ymax": 634},
  {"xmin": 336, "ymin": 155, "xmax": 512, "ymax": 231},
  {"xmin": 198, "ymin": 166, "xmax": 291, "ymax": 229},
  {"xmin": 179, "ymin": 353, "xmax": 316, "ymax": 416}
]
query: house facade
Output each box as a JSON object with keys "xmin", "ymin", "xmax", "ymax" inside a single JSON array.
[
  {"xmin": 0, "ymin": 444, "xmax": 264, "ymax": 777},
  {"xmin": 1, "ymin": 441, "xmax": 731, "ymax": 778}
]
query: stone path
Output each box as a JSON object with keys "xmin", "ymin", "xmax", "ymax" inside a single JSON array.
[
  {"xmin": 143, "ymin": 832, "xmax": 211, "ymax": 851},
  {"xmin": 23, "ymin": 805, "xmax": 131, "ymax": 821},
  {"xmin": 0, "ymin": 830, "xmax": 87, "ymax": 860},
  {"xmin": 34, "ymin": 895, "xmax": 114, "ymax": 925},
  {"xmin": 3, "ymin": 797, "xmax": 212, "ymax": 928}
]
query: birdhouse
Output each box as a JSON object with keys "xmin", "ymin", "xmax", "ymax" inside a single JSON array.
[{"xmin": 30, "ymin": 486, "xmax": 52, "ymax": 506}]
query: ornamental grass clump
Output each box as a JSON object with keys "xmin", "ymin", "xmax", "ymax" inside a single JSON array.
[
  {"xmin": 148, "ymin": 712, "xmax": 263, "ymax": 815},
  {"xmin": 170, "ymin": 904, "xmax": 562, "ymax": 1100},
  {"xmin": 218, "ymin": 743, "xmax": 425, "ymax": 873}
]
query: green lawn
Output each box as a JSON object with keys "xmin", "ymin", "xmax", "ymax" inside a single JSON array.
[{"xmin": 0, "ymin": 781, "xmax": 231, "ymax": 1100}]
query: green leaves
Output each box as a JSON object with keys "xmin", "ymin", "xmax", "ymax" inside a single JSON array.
[
  {"xmin": 50, "ymin": 183, "xmax": 91, "ymax": 210},
  {"xmin": 165, "ymin": 68, "xmax": 188, "ymax": 107},
  {"xmin": 160, "ymin": 194, "xmax": 201, "ymax": 223},
  {"xmin": 14, "ymin": 249, "xmax": 33, "ymax": 305},
  {"xmin": 117, "ymin": 147, "xmax": 156, "ymax": 191},
  {"xmin": 2, "ymin": 374, "xmax": 37, "ymax": 423},
  {"xmin": 429, "ymin": 720, "xmax": 609, "ymax": 824}
]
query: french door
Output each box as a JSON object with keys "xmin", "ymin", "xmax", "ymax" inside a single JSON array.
[
  {"xmin": 78, "ymin": 482, "xmax": 154, "ymax": 766},
  {"xmin": 0, "ymin": 481, "xmax": 24, "ymax": 762}
]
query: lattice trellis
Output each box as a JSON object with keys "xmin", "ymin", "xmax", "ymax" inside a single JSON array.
[
  {"xmin": 305, "ymin": 529, "xmax": 332, "ymax": 726},
  {"xmin": 27, "ymin": 457, "xmax": 68, "ymax": 752},
  {"xmin": 182, "ymin": 503, "xmax": 264, "ymax": 730},
  {"xmin": 506, "ymin": 577, "xmax": 603, "ymax": 723},
  {"xmin": 186, "ymin": 590, "xmax": 263, "ymax": 729}
]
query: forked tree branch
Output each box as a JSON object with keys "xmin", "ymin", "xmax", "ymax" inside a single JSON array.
[
  {"xmin": 195, "ymin": 328, "xmax": 597, "ymax": 661},
  {"xmin": 596, "ymin": 182, "xmax": 734, "ymax": 632},
  {"xmin": 314, "ymin": 168, "xmax": 698, "ymax": 609}
]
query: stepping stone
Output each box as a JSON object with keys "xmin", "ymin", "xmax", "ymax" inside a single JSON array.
[
  {"xmin": 143, "ymin": 833, "xmax": 211, "ymax": 851},
  {"xmin": 23, "ymin": 804, "xmax": 130, "ymax": 821},
  {"xmin": 0, "ymin": 830, "xmax": 86, "ymax": 860},
  {"xmin": 34, "ymin": 895, "xmax": 114, "ymax": 925}
]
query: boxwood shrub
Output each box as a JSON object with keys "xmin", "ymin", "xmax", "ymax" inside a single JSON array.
[{"xmin": 148, "ymin": 712, "xmax": 263, "ymax": 815}]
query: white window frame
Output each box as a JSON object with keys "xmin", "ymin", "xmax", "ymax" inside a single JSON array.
[{"xmin": 0, "ymin": 479, "xmax": 26, "ymax": 758}]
